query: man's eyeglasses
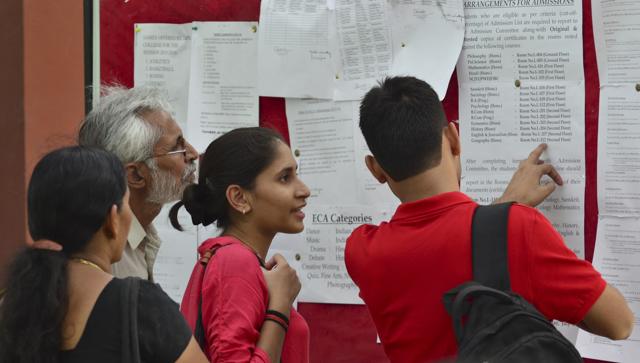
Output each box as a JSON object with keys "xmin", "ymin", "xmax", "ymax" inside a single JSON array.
[{"xmin": 143, "ymin": 149, "xmax": 187, "ymax": 162}]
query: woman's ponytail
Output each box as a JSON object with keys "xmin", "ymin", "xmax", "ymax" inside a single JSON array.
[
  {"xmin": 170, "ymin": 180, "xmax": 227, "ymax": 230},
  {"xmin": 0, "ymin": 249, "xmax": 68, "ymax": 363}
]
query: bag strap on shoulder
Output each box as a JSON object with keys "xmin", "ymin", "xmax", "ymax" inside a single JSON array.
[
  {"xmin": 471, "ymin": 202, "xmax": 513, "ymax": 291},
  {"xmin": 194, "ymin": 244, "xmax": 227, "ymax": 352},
  {"xmin": 194, "ymin": 243, "xmax": 265, "ymax": 352}
]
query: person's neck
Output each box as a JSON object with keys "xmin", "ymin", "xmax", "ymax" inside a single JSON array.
[
  {"xmin": 69, "ymin": 240, "xmax": 113, "ymax": 274},
  {"xmin": 129, "ymin": 190, "xmax": 163, "ymax": 230},
  {"xmin": 390, "ymin": 163, "xmax": 460, "ymax": 204},
  {"xmin": 222, "ymin": 224, "xmax": 274, "ymax": 260}
]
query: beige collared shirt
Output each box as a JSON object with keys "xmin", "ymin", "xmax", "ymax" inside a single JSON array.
[{"xmin": 111, "ymin": 214, "xmax": 162, "ymax": 281}]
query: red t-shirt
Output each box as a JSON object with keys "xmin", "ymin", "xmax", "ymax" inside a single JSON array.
[
  {"xmin": 181, "ymin": 236, "xmax": 310, "ymax": 363},
  {"xmin": 345, "ymin": 192, "xmax": 606, "ymax": 363}
]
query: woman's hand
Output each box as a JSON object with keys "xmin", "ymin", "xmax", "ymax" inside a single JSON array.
[{"xmin": 262, "ymin": 254, "xmax": 301, "ymax": 314}]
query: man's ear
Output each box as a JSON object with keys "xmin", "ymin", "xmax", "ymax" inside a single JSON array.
[
  {"xmin": 125, "ymin": 162, "xmax": 147, "ymax": 190},
  {"xmin": 365, "ymin": 155, "xmax": 388, "ymax": 184},
  {"xmin": 226, "ymin": 185, "xmax": 251, "ymax": 214},
  {"xmin": 444, "ymin": 122, "xmax": 461, "ymax": 157},
  {"xmin": 103, "ymin": 205, "xmax": 119, "ymax": 239}
]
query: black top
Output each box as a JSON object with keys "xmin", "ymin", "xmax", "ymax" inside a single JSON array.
[{"xmin": 60, "ymin": 278, "xmax": 192, "ymax": 363}]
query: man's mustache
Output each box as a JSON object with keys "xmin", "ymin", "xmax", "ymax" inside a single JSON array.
[{"xmin": 183, "ymin": 162, "xmax": 197, "ymax": 181}]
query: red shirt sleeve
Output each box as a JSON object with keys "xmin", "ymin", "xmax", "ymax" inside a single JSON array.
[
  {"xmin": 512, "ymin": 206, "xmax": 606, "ymax": 324},
  {"xmin": 201, "ymin": 246, "xmax": 271, "ymax": 363},
  {"xmin": 345, "ymin": 224, "xmax": 377, "ymax": 293}
]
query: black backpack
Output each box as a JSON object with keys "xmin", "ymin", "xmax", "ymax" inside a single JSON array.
[{"xmin": 442, "ymin": 203, "xmax": 583, "ymax": 363}]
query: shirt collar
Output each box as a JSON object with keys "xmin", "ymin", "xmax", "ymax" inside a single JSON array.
[
  {"xmin": 391, "ymin": 191, "xmax": 474, "ymax": 222},
  {"xmin": 127, "ymin": 214, "xmax": 147, "ymax": 250}
]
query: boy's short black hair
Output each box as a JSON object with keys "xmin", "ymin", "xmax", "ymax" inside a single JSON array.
[{"xmin": 359, "ymin": 76, "xmax": 448, "ymax": 181}]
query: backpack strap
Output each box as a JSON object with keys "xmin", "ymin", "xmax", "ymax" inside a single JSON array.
[
  {"xmin": 471, "ymin": 202, "xmax": 513, "ymax": 291},
  {"xmin": 194, "ymin": 243, "xmax": 265, "ymax": 352}
]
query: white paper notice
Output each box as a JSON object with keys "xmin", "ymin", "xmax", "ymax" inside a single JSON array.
[
  {"xmin": 597, "ymin": 86, "xmax": 640, "ymax": 218},
  {"xmin": 287, "ymin": 98, "xmax": 358, "ymax": 204},
  {"xmin": 552, "ymin": 320, "xmax": 580, "ymax": 344},
  {"xmin": 285, "ymin": 98, "xmax": 401, "ymax": 304},
  {"xmin": 332, "ymin": 0, "xmax": 393, "ymax": 100},
  {"xmin": 576, "ymin": 218, "xmax": 640, "ymax": 362},
  {"xmin": 297, "ymin": 205, "xmax": 392, "ymax": 304},
  {"xmin": 258, "ymin": 0, "xmax": 464, "ymax": 100},
  {"xmin": 580, "ymin": 6, "xmax": 640, "ymax": 358},
  {"xmin": 258, "ymin": 0, "xmax": 334, "ymax": 99},
  {"xmin": 388, "ymin": 0, "xmax": 465, "ymax": 99},
  {"xmin": 592, "ymin": 0, "xmax": 640, "ymax": 85},
  {"xmin": 286, "ymin": 98, "xmax": 398, "ymax": 207},
  {"xmin": 462, "ymin": 170, "xmax": 585, "ymax": 258},
  {"xmin": 591, "ymin": 0, "xmax": 640, "ymax": 218},
  {"xmin": 187, "ymin": 22, "xmax": 259, "ymax": 153},
  {"xmin": 458, "ymin": 1, "xmax": 586, "ymax": 259},
  {"xmin": 134, "ymin": 23, "xmax": 192, "ymax": 130},
  {"xmin": 153, "ymin": 204, "xmax": 198, "ymax": 303}
]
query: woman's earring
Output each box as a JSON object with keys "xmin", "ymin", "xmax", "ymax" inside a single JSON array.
[{"xmin": 242, "ymin": 209, "xmax": 246, "ymax": 215}]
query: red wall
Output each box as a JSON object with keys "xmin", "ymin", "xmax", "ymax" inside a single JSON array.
[{"xmin": 101, "ymin": 1, "xmax": 602, "ymax": 362}]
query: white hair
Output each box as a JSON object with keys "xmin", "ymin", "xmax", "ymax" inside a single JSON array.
[{"xmin": 78, "ymin": 85, "xmax": 173, "ymax": 163}]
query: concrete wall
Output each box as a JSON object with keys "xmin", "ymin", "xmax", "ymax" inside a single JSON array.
[{"xmin": 0, "ymin": 0, "xmax": 84, "ymax": 284}]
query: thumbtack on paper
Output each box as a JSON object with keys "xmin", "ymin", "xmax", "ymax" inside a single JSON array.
[
  {"xmin": 192, "ymin": 26, "xmax": 198, "ymax": 31},
  {"xmin": 295, "ymin": 254, "xmax": 301, "ymax": 261},
  {"xmin": 401, "ymin": 42, "xmax": 406, "ymax": 48},
  {"xmin": 250, "ymin": 25, "xmax": 257, "ymax": 33},
  {"xmin": 635, "ymin": 83, "xmax": 640, "ymax": 92},
  {"xmin": 134, "ymin": 26, "xmax": 141, "ymax": 33},
  {"xmin": 335, "ymin": 74, "xmax": 340, "ymax": 80},
  {"xmin": 294, "ymin": 149, "xmax": 301, "ymax": 157},
  {"xmin": 515, "ymin": 79, "xmax": 521, "ymax": 88}
]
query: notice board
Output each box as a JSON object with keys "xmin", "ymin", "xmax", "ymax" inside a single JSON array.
[{"xmin": 101, "ymin": 1, "xmax": 603, "ymax": 361}]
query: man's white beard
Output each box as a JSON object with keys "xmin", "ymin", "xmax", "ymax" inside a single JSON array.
[{"xmin": 146, "ymin": 161, "xmax": 195, "ymax": 205}]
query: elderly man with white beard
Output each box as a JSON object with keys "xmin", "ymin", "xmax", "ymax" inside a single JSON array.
[{"xmin": 78, "ymin": 86, "xmax": 198, "ymax": 281}]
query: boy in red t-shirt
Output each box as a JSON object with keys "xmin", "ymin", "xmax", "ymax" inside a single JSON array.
[{"xmin": 345, "ymin": 76, "xmax": 633, "ymax": 363}]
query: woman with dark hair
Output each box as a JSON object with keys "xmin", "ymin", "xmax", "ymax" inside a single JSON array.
[
  {"xmin": 170, "ymin": 127, "xmax": 310, "ymax": 363},
  {"xmin": 0, "ymin": 146, "xmax": 207, "ymax": 363}
]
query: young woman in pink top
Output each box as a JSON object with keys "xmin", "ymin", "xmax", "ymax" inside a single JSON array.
[{"xmin": 169, "ymin": 127, "xmax": 310, "ymax": 363}]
